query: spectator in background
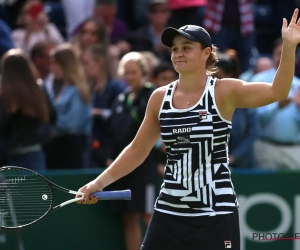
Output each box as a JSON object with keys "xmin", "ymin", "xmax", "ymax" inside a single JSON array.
[
  {"xmin": 203, "ymin": 0, "xmax": 255, "ymax": 72},
  {"xmin": 30, "ymin": 41, "xmax": 56, "ymax": 82},
  {"xmin": 61, "ymin": 0, "xmax": 95, "ymax": 39},
  {"xmin": 125, "ymin": 0, "xmax": 171, "ymax": 61},
  {"xmin": 214, "ymin": 50, "xmax": 258, "ymax": 168},
  {"xmin": 140, "ymin": 51, "xmax": 160, "ymax": 77},
  {"xmin": 253, "ymin": 57, "xmax": 274, "ymax": 75},
  {"xmin": 11, "ymin": 0, "xmax": 64, "ymax": 55},
  {"xmin": 81, "ymin": 44, "xmax": 125, "ymax": 168},
  {"xmin": 294, "ymin": 45, "xmax": 300, "ymax": 78},
  {"xmin": 44, "ymin": 43, "xmax": 92, "ymax": 169},
  {"xmin": 240, "ymin": 56, "xmax": 273, "ymax": 81},
  {"xmin": 0, "ymin": 19, "xmax": 14, "ymax": 61},
  {"xmin": 150, "ymin": 61, "xmax": 177, "ymax": 87},
  {"xmin": 0, "ymin": 49, "xmax": 53, "ymax": 171},
  {"xmin": 117, "ymin": 0, "xmax": 136, "ymax": 30},
  {"xmin": 167, "ymin": 0, "xmax": 207, "ymax": 28},
  {"xmin": 72, "ymin": 7, "xmax": 129, "ymax": 60},
  {"xmin": 132, "ymin": 0, "xmax": 152, "ymax": 29},
  {"xmin": 70, "ymin": 17, "xmax": 109, "ymax": 54},
  {"xmin": 251, "ymin": 38, "xmax": 300, "ymax": 169},
  {"xmin": 93, "ymin": 0, "xmax": 128, "ymax": 44},
  {"xmin": 0, "ymin": 0, "xmax": 29, "ymax": 30},
  {"xmin": 107, "ymin": 52, "xmax": 156, "ymax": 250},
  {"xmin": 149, "ymin": 62, "xmax": 177, "ymax": 176}
]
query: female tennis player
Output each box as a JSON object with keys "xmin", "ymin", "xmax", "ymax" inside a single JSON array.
[{"xmin": 77, "ymin": 9, "xmax": 300, "ymax": 250}]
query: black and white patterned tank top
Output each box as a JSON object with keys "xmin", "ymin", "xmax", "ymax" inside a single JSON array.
[{"xmin": 154, "ymin": 76, "xmax": 239, "ymax": 217}]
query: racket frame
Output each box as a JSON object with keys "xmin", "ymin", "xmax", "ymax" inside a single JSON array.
[
  {"xmin": 2, "ymin": 166, "xmax": 86, "ymax": 208},
  {"xmin": 0, "ymin": 166, "xmax": 86, "ymax": 230},
  {"xmin": 0, "ymin": 166, "xmax": 130, "ymax": 230}
]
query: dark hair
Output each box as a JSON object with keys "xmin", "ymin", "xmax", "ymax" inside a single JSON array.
[
  {"xmin": 0, "ymin": 49, "xmax": 49, "ymax": 121},
  {"xmin": 152, "ymin": 62, "xmax": 177, "ymax": 79},
  {"xmin": 95, "ymin": 0, "xmax": 117, "ymax": 6},
  {"xmin": 30, "ymin": 41, "xmax": 55, "ymax": 60},
  {"xmin": 215, "ymin": 49, "xmax": 240, "ymax": 78},
  {"xmin": 76, "ymin": 17, "xmax": 109, "ymax": 47},
  {"xmin": 148, "ymin": 2, "xmax": 168, "ymax": 12}
]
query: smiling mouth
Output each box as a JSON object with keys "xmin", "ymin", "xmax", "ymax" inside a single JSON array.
[{"xmin": 175, "ymin": 61, "xmax": 186, "ymax": 64}]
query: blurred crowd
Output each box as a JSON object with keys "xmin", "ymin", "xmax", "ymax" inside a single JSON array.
[
  {"xmin": 1, "ymin": 0, "xmax": 300, "ymax": 172},
  {"xmin": 2, "ymin": 1, "xmax": 300, "ymax": 249}
]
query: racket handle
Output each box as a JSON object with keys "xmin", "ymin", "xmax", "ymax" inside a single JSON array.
[{"xmin": 90, "ymin": 190, "xmax": 131, "ymax": 200}]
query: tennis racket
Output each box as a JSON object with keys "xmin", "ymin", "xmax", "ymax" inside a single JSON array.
[{"xmin": 0, "ymin": 166, "xmax": 131, "ymax": 230}]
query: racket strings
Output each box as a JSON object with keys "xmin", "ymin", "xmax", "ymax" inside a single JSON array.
[{"xmin": 0, "ymin": 171, "xmax": 53, "ymax": 228}]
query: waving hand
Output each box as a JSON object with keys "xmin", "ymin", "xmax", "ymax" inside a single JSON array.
[{"xmin": 282, "ymin": 8, "xmax": 300, "ymax": 47}]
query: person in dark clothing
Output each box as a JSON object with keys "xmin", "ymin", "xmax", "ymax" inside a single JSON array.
[
  {"xmin": 125, "ymin": 0, "xmax": 171, "ymax": 61},
  {"xmin": 81, "ymin": 44, "xmax": 125, "ymax": 168},
  {"xmin": 106, "ymin": 52, "xmax": 157, "ymax": 250},
  {"xmin": 0, "ymin": 48, "xmax": 55, "ymax": 171},
  {"xmin": 0, "ymin": 19, "xmax": 14, "ymax": 61}
]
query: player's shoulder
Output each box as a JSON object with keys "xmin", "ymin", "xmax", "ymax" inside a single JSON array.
[
  {"xmin": 151, "ymin": 81, "xmax": 175, "ymax": 98},
  {"xmin": 214, "ymin": 77, "xmax": 246, "ymax": 99},
  {"xmin": 149, "ymin": 86, "xmax": 167, "ymax": 106},
  {"xmin": 148, "ymin": 81, "xmax": 175, "ymax": 111}
]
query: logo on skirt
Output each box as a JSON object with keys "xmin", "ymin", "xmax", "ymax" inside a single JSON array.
[{"xmin": 224, "ymin": 241, "xmax": 231, "ymax": 248}]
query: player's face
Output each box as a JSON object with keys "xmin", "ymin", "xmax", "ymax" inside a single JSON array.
[{"xmin": 171, "ymin": 35, "xmax": 204, "ymax": 74}]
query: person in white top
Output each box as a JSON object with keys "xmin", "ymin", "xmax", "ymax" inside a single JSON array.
[{"xmin": 11, "ymin": 0, "xmax": 64, "ymax": 55}]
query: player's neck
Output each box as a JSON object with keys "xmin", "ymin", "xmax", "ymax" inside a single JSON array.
[{"xmin": 178, "ymin": 70, "xmax": 208, "ymax": 92}]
